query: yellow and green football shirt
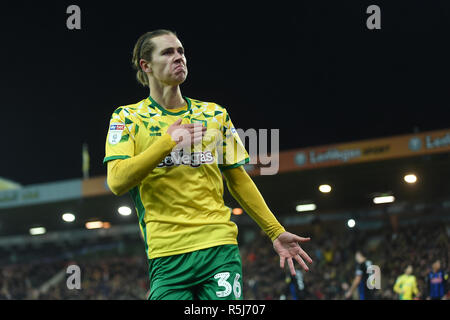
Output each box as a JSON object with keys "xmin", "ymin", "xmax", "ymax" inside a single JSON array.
[
  {"xmin": 393, "ymin": 274, "xmax": 418, "ymax": 300},
  {"xmin": 104, "ymin": 96, "xmax": 250, "ymax": 259}
]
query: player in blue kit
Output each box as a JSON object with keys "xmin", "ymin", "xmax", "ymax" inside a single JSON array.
[{"xmin": 426, "ymin": 260, "xmax": 448, "ymax": 300}]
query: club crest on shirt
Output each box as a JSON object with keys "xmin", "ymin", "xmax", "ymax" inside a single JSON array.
[{"xmin": 109, "ymin": 123, "xmax": 125, "ymax": 145}]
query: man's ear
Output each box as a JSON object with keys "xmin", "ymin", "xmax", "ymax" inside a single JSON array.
[{"xmin": 139, "ymin": 59, "xmax": 152, "ymax": 74}]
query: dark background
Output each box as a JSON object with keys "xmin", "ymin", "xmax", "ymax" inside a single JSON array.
[{"xmin": 2, "ymin": 0, "xmax": 449, "ymax": 186}]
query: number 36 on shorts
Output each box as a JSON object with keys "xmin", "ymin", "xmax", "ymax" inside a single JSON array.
[{"xmin": 214, "ymin": 272, "xmax": 241, "ymax": 299}]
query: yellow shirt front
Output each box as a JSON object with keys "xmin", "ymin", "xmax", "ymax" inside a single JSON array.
[
  {"xmin": 393, "ymin": 274, "xmax": 418, "ymax": 300},
  {"xmin": 104, "ymin": 96, "xmax": 249, "ymax": 259}
]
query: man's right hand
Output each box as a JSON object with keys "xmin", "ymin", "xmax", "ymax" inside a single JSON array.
[{"xmin": 167, "ymin": 118, "xmax": 206, "ymax": 147}]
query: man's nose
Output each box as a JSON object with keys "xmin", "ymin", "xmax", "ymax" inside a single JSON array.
[{"xmin": 174, "ymin": 52, "xmax": 184, "ymax": 63}]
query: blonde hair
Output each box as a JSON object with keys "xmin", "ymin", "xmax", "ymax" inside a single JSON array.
[{"xmin": 131, "ymin": 29, "xmax": 177, "ymax": 87}]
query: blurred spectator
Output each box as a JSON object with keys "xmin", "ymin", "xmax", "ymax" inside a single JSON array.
[
  {"xmin": 344, "ymin": 250, "xmax": 375, "ymax": 300},
  {"xmin": 393, "ymin": 265, "xmax": 419, "ymax": 300},
  {"xmin": 425, "ymin": 260, "xmax": 449, "ymax": 300}
]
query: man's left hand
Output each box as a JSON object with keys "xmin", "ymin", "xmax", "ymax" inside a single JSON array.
[{"xmin": 273, "ymin": 231, "xmax": 313, "ymax": 276}]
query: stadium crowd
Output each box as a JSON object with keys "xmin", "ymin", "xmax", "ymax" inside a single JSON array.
[
  {"xmin": 0, "ymin": 219, "xmax": 448, "ymax": 300},
  {"xmin": 241, "ymin": 219, "xmax": 449, "ymax": 300}
]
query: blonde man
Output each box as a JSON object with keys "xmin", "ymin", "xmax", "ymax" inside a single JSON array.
[{"xmin": 103, "ymin": 30, "xmax": 313, "ymax": 300}]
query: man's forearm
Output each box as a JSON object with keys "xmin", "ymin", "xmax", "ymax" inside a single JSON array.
[
  {"xmin": 350, "ymin": 276, "xmax": 361, "ymax": 293},
  {"xmin": 224, "ymin": 166, "xmax": 285, "ymax": 241},
  {"xmin": 107, "ymin": 133, "xmax": 176, "ymax": 196}
]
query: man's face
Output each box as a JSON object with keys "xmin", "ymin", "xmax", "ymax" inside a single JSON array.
[
  {"xmin": 432, "ymin": 261, "xmax": 441, "ymax": 271},
  {"xmin": 405, "ymin": 265, "xmax": 413, "ymax": 275},
  {"xmin": 148, "ymin": 34, "xmax": 188, "ymax": 86},
  {"xmin": 355, "ymin": 252, "xmax": 364, "ymax": 263}
]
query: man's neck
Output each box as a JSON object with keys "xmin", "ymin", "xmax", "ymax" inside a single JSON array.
[{"xmin": 148, "ymin": 83, "xmax": 185, "ymax": 110}]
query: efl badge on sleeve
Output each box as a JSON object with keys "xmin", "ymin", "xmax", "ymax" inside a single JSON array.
[{"xmin": 108, "ymin": 123, "xmax": 125, "ymax": 145}]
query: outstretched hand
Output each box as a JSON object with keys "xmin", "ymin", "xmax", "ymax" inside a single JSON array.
[{"xmin": 273, "ymin": 231, "xmax": 313, "ymax": 276}]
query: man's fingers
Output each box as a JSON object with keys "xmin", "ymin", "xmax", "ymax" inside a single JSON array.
[
  {"xmin": 180, "ymin": 125, "xmax": 203, "ymax": 131},
  {"xmin": 181, "ymin": 123, "xmax": 205, "ymax": 129},
  {"xmin": 295, "ymin": 236, "xmax": 311, "ymax": 243},
  {"xmin": 192, "ymin": 128, "xmax": 207, "ymax": 134},
  {"xmin": 173, "ymin": 127, "xmax": 206, "ymax": 139},
  {"xmin": 294, "ymin": 254, "xmax": 309, "ymax": 272},
  {"xmin": 179, "ymin": 123, "xmax": 196, "ymax": 128},
  {"xmin": 280, "ymin": 257, "xmax": 285, "ymax": 269},
  {"xmin": 193, "ymin": 136, "xmax": 204, "ymax": 144},
  {"xmin": 287, "ymin": 258, "xmax": 295, "ymax": 276},
  {"xmin": 185, "ymin": 127, "xmax": 207, "ymax": 134},
  {"xmin": 299, "ymin": 247, "xmax": 313, "ymax": 264}
]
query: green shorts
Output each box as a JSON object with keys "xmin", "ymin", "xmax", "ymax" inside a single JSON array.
[{"xmin": 147, "ymin": 244, "xmax": 243, "ymax": 300}]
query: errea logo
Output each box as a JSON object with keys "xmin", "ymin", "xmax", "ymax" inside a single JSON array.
[{"xmin": 149, "ymin": 126, "xmax": 161, "ymax": 136}]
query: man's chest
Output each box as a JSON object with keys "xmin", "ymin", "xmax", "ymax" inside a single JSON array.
[{"xmin": 134, "ymin": 112, "xmax": 224, "ymax": 153}]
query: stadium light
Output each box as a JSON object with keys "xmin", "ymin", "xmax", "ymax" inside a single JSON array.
[
  {"xmin": 404, "ymin": 174, "xmax": 417, "ymax": 184},
  {"xmin": 296, "ymin": 203, "xmax": 316, "ymax": 212},
  {"xmin": 118, "ymin": 206, "xmax": 132, "ymax": 216},
  {"xmin": 62, "ymin": 213, "xmax": 75, "ymax": 222},
  {"xmin": 85, "ymin": 221, "xmax": 111, "ymax": 229},
  {"xmin": 232, "ymin": 208, "xmax": 243, "ymax": 215},
  {"xmin": 319, "ymin": 184, "xmax": 332, "ymax": 193},
  {"xmin": 347, "ymin": 219, "xmax": 356, "ymax": 228},
  {"xmin": 29, "ymin": 227, "xmax": 46, "ymax": 235},
  {"xmin": 373, "ymin": 195, "xmax": 395, "ymax": 204},
  {"xmin": 85, "ymin": 221, "xmax": 104, "ymax": 229}
]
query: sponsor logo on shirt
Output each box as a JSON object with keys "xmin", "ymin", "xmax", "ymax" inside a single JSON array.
[
  {"xmin": 108, "ymin": 123, "xmax": 125, "ymax": 145},
  {"xmin": 158, "ymin": 150, "xmax": 214, "ymax": 168},
  {"xmin": 431, "ymin": 277, "xmax": 443, "ymax": 284},
  {"xmin": 110, "ymin": 124, "xmax": 125, "ymax": 131}
]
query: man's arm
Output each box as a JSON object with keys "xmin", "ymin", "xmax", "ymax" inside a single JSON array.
[
  {"xmin": 393, "ymin": 276, "xmax": 402, "ymax": 295},
  {"xmin": 107, "ymin": 119, "xmax": 205, "ymax": 196},
  {"xmin": 107, "ymin": 133, "xmax": 177, "ymax": 196},
  {"xmin": 222, "ymin": 165, "xmax": 285, "ymax": 241},
  {"xmin": 350, "ymin": 274, "xmax": 362, "ymax": 291},
  {"xmin": 222, "ymin": 165, "xmax": 312, "ymax": 275},
  {"xmin": 345, "ymin": 275, "xmax": 362, "ymax": 298}
]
